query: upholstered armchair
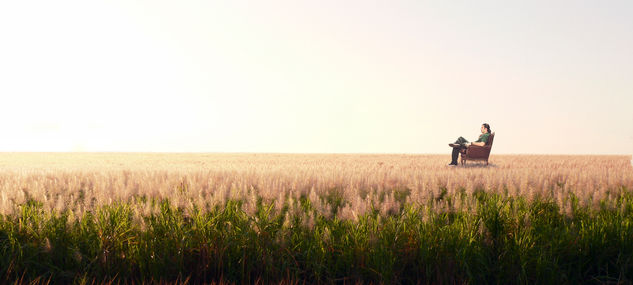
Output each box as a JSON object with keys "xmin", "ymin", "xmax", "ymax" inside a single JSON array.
[{"xmin": 460, "ymin": 132, "xmax": 495, "ymax": 166}]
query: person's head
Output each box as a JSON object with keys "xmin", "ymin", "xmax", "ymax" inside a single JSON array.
[{"xmin": 481, "ymin": 123, "xmax": 491, "ymax": 134}]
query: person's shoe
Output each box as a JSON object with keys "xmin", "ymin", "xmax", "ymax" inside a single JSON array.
[
  {"xmin": 448, "ymin": 162, "xmax": 458, "ymax": 166},
  {"xmin": 448, "ymin": 143, "xmax": 461, "ymax": 148}
]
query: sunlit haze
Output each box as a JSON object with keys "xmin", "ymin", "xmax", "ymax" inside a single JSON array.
[{"xmin": 1, "ymin": 1, "xmax": 631, "ymax": 154}]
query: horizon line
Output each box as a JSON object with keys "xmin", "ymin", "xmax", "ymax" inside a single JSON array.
[{"xmin": 0, "ymin": 151, "xmax": 630, "ymax": 156}]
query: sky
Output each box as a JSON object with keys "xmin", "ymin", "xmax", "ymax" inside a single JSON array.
[{"xmin": 0, "ymin": 0, "xmax": 632, "ymax": 154}]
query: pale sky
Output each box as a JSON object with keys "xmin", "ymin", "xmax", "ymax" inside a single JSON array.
[{"xmin": 1, "ymin": 1, "xmax": 632, "ymax": 154}]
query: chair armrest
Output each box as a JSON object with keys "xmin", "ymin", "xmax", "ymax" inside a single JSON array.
[
  {"xmin": 465, "ymin": 145, "xmax": 491, "ymax": 157},
  {"xmin": 468, "ymin": 145, "xmax": 489, "ymax": 150}
]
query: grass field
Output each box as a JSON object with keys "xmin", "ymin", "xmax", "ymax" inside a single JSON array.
[{"xmin": 0, "ymin": 153, "xmax": 632, "ymax": 284}]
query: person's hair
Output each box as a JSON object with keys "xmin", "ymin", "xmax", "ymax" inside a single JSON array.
[{"xmin": 482, "ymin": 123, "xmax": 491, "ymax": 134}]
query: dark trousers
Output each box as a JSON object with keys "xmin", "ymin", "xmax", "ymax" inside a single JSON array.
[{"xmin": 451, "ymin": 136, "xmax": 468, "ymax": 164}]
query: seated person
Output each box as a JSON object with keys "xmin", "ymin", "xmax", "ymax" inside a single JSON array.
[{"xmin": 448, "ymin": 123, "xmax": 492, "ymax": 166}]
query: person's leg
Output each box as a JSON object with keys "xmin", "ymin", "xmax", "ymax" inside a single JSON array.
[
  {"xmin": 451, "ymin": 147, "xmax": 460, "ymax": 165},
  {"xmin": 455, "ymin": 136, "xmax": 468, "ymax": 146},
  {"xmin": 449, "ymin": 136, "xmax": 468, "ymax": 165}
]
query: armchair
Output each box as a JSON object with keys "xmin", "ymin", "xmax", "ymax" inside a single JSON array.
[{"xmin": 460, "ymin": 132, "xmax": 495, "ymax": 166}]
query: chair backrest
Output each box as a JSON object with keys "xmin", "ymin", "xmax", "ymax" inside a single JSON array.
[{"xmin": 485, "ymin": 132, "xmax": 495, "ymax": 147}]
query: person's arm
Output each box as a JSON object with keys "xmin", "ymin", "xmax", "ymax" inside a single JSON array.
[{"xmin": 469, "ymin": 133, "xmax": 489, "ymax": 147}]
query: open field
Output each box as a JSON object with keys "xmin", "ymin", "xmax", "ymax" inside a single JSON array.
[{"xmin": 0, "ymin": 153, "xmax": 632, "ymax": 283}]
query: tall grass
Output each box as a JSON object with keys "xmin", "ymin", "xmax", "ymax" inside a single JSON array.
[{"xmin": 0, "ymin": 153, "xmax": 631, "ymax": 283}]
